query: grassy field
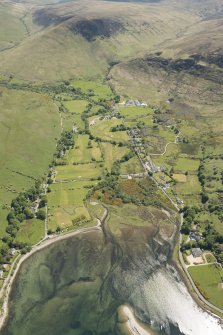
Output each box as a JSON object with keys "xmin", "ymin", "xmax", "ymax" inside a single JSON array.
[
  {"xmin": 174, "ymin": 158, "xmax": 200, "ymax": 172},
  {"xmin": 15, "ymin": 219, "xmax": 45, "ymax": 245},
  {"xmin": 71, "ymin": 80, "xmax": 114, "ymax": 101},
  {"xmin": 203, "ymin": 159, "xmax": 223, "ymax": 192},
  {"xmin": 174, "ymin": 175, "xmax": 201, "ymax": 194},
  {"xmin": 100, "ymin": 143, "xmax": 129, "ymax": 172},
  {"xmin": 90, "ymin": 118, "xmax": 129, "ymax": 143},
  {"xmin": 107, "ymin": 204, "xmax": 154, "ymax": 235},
  {"xmin": 63, "ymin": 100, "xmax": 88, "ymax": 114},
  {"xmin": 188, "ymin": 264, "xmax": 223, "ymax": 309},
  {"xmin": 119, "ymin": 106, "xmax": 152, "ymax": 120},
  {"xmin": 48, "ymin": 186, "xmax": 89, "ymax": 208},
  {"xmin": 143, "ymin": 126, "xmax": 176, "ymax": 154},
  {"xmin": 120, "ymin": 156, "xmax": 144, "ymax": 175},
  {"xmin": 47, "ymin": 183, "xmax": 91, "ymax": 230},
  {"xmin": 152, "ymin": 148, "xmax": 200, "ymax": 176},
  {"xmin": 55, "ymin": 163, "xmax": 102, "ymax": 181},
  {"xmin": 61, "ymin": 111, "xmax": 85, "ymax": 131},
  {"xmin": 125, "ymin": 114, "xmax": 154, "ymax": 128},
  {"xmin": 152, "ymin": 144, "xmax": 181, "ymax": 170},
  {"xmin": 0, "ymin": 209, "xmax": 10, "ymax": 237},
  {"xmin": 173, "ymin": 173, "xmax": 187, "ymax": 183},
  {"xmin": 0, "ymin": 87, "xmax": 60, "ymax": 230},
  {"xmin": 50, "ymin": 180, "xmax": 98, "ymax": 191},
  {"xmin": 66, "ymin": 135, "xmax": 102, "ymax": 164}
]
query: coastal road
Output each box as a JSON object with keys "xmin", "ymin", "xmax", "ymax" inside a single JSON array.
[{"xmin": 178, "ymin": 218, "xmax": 223, "ymax": 315}]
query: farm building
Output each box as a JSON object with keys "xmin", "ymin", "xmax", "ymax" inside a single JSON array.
[{"xmin": 191, "ymin": 248, "xmax": 202, "ymax": 258}]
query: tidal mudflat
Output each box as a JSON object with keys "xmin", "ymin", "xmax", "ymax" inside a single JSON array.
[{"xmin": 1, "ymin": 227, "xmax": 223, "ymax": 335}]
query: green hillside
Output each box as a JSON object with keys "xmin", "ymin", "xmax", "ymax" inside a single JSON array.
[
  {"xmin": 0, "ymin": 1, "xmax": 198, "ymax": 82},
  {"xmin": 0, "ymin": 87, "xmax": 60, "ymax": 233}
]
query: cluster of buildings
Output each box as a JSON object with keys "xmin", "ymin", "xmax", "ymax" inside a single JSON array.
[
  {"xmin": 124, "ymin": 100, "xmax": 148, "ymax": 107},
  {"xmin": 0, "ymin": 249, "xmax": 17, "ymax": 279},
  {"xmin": 189, "ymin": 232, "xmax": 203, "ymax": 242},
  {"xmin": 72, "ymin": 125, "xmax": 79, "ymax": 133},
  {"xmin": 31, "ymin": 199, "xmax": 40, "ymax": 215},
  {"xmin": 128, "ymin": 130, "xmax": 168, "ymax": 177},
  {"xmin": 144, "ymin": 160, "xmax": 166, "ymax": 173},
  {"xmin": 128, "ymin": 129, "xmax": 142, "ymax": 144}
]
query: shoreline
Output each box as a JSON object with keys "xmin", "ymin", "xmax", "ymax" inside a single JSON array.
[
  {"xmin": 117, "ymin": 305, "xmax": 160, "ymax": 335},
  {"xmin": 171, "ymin": 226, "xmax": 223, "ymax": 321},
  {"xmin": 0, "ymin": 209, "xmax": 222, "ymax": 332},
  {"xmin": 172, "ymin": 253, "xmax": 223, "ymax": 320},
  {"xmin": 0, "ymin": 224, "xmax": 102, "ymax": 331},
  {"xmin": 170, "ymin": 213, "xmax": 223, "ymax": 320}
]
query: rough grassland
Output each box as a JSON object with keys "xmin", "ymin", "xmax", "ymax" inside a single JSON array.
[
  {"xmin": 188, "ymin": 264, "xmax": 223, "ymax": 309},
  {"xmin": 0, "ymin": 1, "xmax": 198, "ymax": 82},
  {"xmin": 0, "ymin": 3, "xmax": 29, "ymax": 51},
  {"xmin": 108, "ymin": 203, "xmax": 174, "ymax": 237}
]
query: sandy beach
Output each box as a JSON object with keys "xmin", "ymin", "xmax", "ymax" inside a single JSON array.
[{"xmin": 117, "ymin": 305, "xmax": 160, "ymax": 335}]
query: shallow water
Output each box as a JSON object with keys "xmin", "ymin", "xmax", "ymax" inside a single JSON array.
[{"xmin": 1, "ymin": 228, "xmax": 223, "ymax": 335}]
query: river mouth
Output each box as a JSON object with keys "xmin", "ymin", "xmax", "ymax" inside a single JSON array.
[{"xmin": 1, "ymin": 227, "xmax": 223, "ymax": 335}]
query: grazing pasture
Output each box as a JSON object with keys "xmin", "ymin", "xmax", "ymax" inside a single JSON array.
[
  {"xmin": 188, "ymin": 264, "xmax": 223, "ymax": 309},
  {"xmin": 0, "ymin": 87, "xmax": 60, "ymax": 222},
  {"xmin": 55, "ymin": 163, "xmax": 103, "ymax": 181},
  {"xmin": 120, "ymin": 157, "xmax": 144, "ymax": 175},
  {"xmin": 66, "ymin": 135, "xmax": 102, "ymax": 164},
  {"xmin": 15, "ymin": 219, "xmax": 45, "ymax": 245},
  {"xmin": 71, "ymin": 80, "xmax": 114, "ymax": 101},
  {"xmin": 100, "ymin": 143, "xmax": 129, "ymax": 172},
  {"xmin": 119, "ymin": 106, "xmax": 152, "ymax": 120},
  {"xmin": 63, "ymin": 100, "xmax": 88, "ymax": 114},
  {"xmin": 90, "ymin": 118, "xmax": 129, "ymax": 143},
  {"xmin": 47, "ymin": 185, "xmax": 91, "ymax": 230}
]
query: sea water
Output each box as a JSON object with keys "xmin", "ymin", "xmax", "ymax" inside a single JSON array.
[{"xmin": 1, "ymin": 229, "xmax": 223, "ymax": 335}]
